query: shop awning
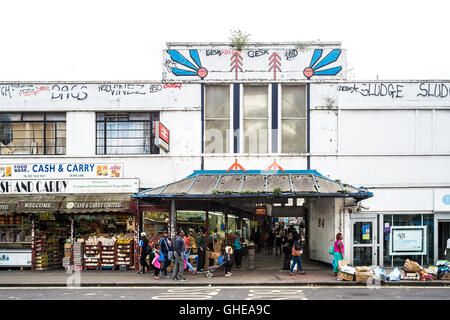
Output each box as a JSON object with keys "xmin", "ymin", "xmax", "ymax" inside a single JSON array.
[
  {"xmin": 60, "ymin": 194, "xmax": 133, "ymax": 213},
  {"xmin": 135, "ymin": 170, "xmax": 373, "ymax": 201},
  {"xmin": 0, "ymin": 196, "xmax": 20, "ymax": 214},
  {"xmin": 15, "ymin": 195, "xmax": 64, "ymax": 213}
]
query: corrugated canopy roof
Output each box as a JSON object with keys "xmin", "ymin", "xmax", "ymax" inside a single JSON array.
[{"xmin": 135, "ymin": 170, "xmax": 373, "ymax": 201}]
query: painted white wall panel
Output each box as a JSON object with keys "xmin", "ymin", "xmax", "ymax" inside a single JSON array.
[
  {"xmin": 339, "ymin": 110, "xmax": 416, "ymax": 154},
  {"xmin": 360, "ymin": 188, "xmax": 434, "ymax": 212},
  {"xmin": 435, "ymin": 110, "xmax": 450, "ymax": 153}
]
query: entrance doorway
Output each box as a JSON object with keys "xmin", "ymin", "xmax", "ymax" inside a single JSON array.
[
  {"xmin": 351, "ymin": 218, "xmax": 378, "ymax": 266},
  {"xmin": 438, "ymin": 221, "xmax": 450, "ymax": 260}
]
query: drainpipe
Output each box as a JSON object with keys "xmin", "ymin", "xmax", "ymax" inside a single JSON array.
[{"xmin": 170, "ymin": 200, "xmax": 176, "ymax": 239}]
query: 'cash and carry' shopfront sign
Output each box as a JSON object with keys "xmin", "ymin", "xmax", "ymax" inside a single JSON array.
[
  {"xmin": 0, "ymin": 163, "xmax": 123, "ymax": 179},
  {"xmin": 0, "ymin": 178, "xmax": 139, "ymax": 194}
]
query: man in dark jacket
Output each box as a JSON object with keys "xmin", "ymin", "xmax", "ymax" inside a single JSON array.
[
  {"xmin": 172, "ymin": 230, "xmax": 187, "ymax": 281},
  {"xmin": 196, "ymin": 229, "xmax": 207, "ymax": 272},
  {"xmin": 282, "ymin": 232, "xmax": 294, "ymax": 270},
  {"xmin": 138, "ymin": 232, "xmax": 149, "ymax": 274}
]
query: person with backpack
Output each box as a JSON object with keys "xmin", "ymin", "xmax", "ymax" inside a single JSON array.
[
  {"xmin": 289, "ymin": 234, "xmax": 306, "ymax": 276},
  {"xmin": 158, "ymin": 230, "xmax": 173, "ymax": 279}
]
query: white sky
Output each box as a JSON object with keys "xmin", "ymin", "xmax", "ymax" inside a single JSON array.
[{"xmin": 1, "ymin": 0, "xmax": 449, "ymax": 81}]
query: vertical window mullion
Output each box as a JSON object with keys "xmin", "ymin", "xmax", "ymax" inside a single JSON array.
[
  {"xmin": 104, "ymin": 120, "xmax": 107, "ymax": 154},
  {"xmin": 43, "ymin": 114, "xmax": 47, "ymax": 154}
]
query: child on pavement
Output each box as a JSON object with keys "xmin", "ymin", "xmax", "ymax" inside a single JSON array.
[
  {"xmin": 152, "ymin": 243, "xmax": 162, "ymax": 280},
  {"xmin": 224, "ymin": 245, "xmax": 233, "ymax": 277}
]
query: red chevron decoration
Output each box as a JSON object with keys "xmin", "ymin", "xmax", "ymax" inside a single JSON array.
[
  {"xmin": 265, "ymin": 160, "xmax": 285, "ymax": 172},
  {"xmin": 268, "ymin": 52, "xmax": 281, "ymax": 80},
  {"xmin": 230, "ymin": 51, "xmax": 243, "ymax": 80},
  {"xmin": 226, "ymin": 159, "xmax": 246, "ymax": 172}
]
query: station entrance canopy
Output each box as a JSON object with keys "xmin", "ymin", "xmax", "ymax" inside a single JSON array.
[{"xmin": 135, "ymin": 170, "xmax": 373, "ymax": 215}]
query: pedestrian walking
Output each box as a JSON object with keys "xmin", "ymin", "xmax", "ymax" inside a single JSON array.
[
  {"xmin": 275, "ymin": 230, "xmax": 283, "ymax": 256},
  {"xmin": 138, "ymin": 232, "xmax": 150, "ymax": 274},
  {"xmin": 158, "ymin": 230, "xmax": 173, "ymax": 279},
  {"xmin": 233, "ymin": 232, "xmax": 243, "ymax": 269},
  {"xmin": 254, "ymin": 230, "xmax": 260, "ymax": 252},
  {"xmin": 282, "ymin": 232, "xmax": 294, "ymax": 270},
  {"xmin": 224, "ymin": 245, "xmax": 233, "ymax": 277},
  {"xmin": 196, "ymin": 229, "xmax": 207, "ymax": 272},
  {"xmin": 172, "ymin": 230, "xmax": 187, "ymax": 281},
  {"xmin": 289, "ymin": 234, "xmax": 306, "ymax": 276},
  {"xmin": 332, "ymin": 233, "xmax": 344, "ymax": 276}
]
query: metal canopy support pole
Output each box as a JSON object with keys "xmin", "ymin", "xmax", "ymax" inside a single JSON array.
[
  {"xmin": 205, "ymin": 204, "xmax": 209, "ymax": 248},
  {"xmin": 31, "ymin": 214, "xmax": 35, "ymax": 271},
  {"xmin": 70, "ymin": 214, "xmax": 74, "ymax": 267},
  {"xmin": 170, "ymin": 200, "xmax": 176, "ymax": 239},
  {"xmin": 225, "ymin": 211, "xmax": 228, "ymax": 239},
  {"xmin": 134, "ymin": 200, "xmax": 140, "ymax": 271}
]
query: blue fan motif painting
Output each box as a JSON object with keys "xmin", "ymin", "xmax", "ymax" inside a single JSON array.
[
  {"xmin": 167, "ymin": 49, "xmax": 208, "ymax": 79},
  {"xmin": 303, "ymin": 49, "xmax": 342, "ymax": 79}
]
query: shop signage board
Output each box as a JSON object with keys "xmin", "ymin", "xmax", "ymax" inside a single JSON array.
[
  {"xmin": 255, "ymin": 207, "xmax": 266, "ymax": 215},
  {"xmin": 16, "ymin": 200, "xmax": 61, "ymax": 213},
  {"xmin": 434, "ymin": 189, "xmax": 450, "ymax": 212},
  {"xmin": 62, "ymin": 200, "xmax": 131, "ymax": 212},
  {"xmin": 153, "ymin": 121, "xmax": 170, "ymax": 152},
  {"xmin": 389, "ymin": 226, "xmax": 427, "ymax": 255},
  {"xmin": 362, "ymin": 224, "xmax": 371, "ymax": 240},
  {"xmin": 0, "ymin": 250, "xmax": 32, "ymax": 267},
  {"xmin": 0, "ymin": 178, "xmax": 139, "ymax": 194},
  {"xmin": 0, "ymin": 163, "xmax": 124, "ymax": 180}
]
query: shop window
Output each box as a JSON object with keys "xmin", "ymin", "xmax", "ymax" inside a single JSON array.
[
  {"xmin": 204, "ymin": 85, "xmax": 230, "ymax": 153},
  {"xmin": 243, "ymin": 85, "xmax": 268, "ymax": 153},
  {"xmin": 281, "ymin": 85, "xmax": 306, "ymax": 153},
  {"xmin": 0, "ymin": 113, "xmax": 66, "ymax": 155},
  {"xmin": 96, "ymin": 112, "xmax": 159, "ymax": 155},
  {"xmin": 382, "ymin": 214, "xmax": 434, "ymax": 267}
]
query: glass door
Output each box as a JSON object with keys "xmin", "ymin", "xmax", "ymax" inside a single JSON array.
[{"xmin": 352, "ymin": 218, "xmax": 377, "ymax": 266}]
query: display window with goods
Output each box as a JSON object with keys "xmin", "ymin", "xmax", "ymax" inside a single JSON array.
[{"xmin": 0, "ymin": 214, "xmax": 33, "ymax": 268}]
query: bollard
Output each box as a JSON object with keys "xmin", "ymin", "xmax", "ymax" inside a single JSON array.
[{"xmin": 247, "ymin": 246, "xmax": 255, "ymax": 270}]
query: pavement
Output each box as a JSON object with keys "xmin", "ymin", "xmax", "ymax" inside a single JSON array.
[{"xmin": 0, "ymin": 251, "xmax": 448, "ymax": 287}]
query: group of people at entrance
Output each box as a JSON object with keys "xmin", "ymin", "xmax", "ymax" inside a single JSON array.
[{"xmin": 138, "ymin": 229, "xmax": 244, "ymax": 280}]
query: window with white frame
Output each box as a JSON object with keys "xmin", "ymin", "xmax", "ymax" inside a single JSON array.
[
  {"xmin": 96, "ymin": 112, "xmax": 159, "ymax": 155},
  {"xmin": 204, "ymin": 85, "xmax": 230, "ymax": 153},
  {"xmin": 281, "ymin": 85, "xmax": 307, "ymax": 153},
  {"xmin": 243, "ymin": 85, "xmax": 269, "ymax": 153},
  {"xmin": 0, "ymin": 113, "xmax": 66, "ymax": 155}
]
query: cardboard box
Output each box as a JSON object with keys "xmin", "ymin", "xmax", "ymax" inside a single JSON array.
[
  {"xmin": 337, "ymin": 271, "xmax": 354, "ymax": 281},
  {"xmin": 355, "ymin": 272, "xmax": 373, "ymax": 282},
  {"xmin": 442, "ymin": 273, "xmax": 450, "ymax": 280},
  {"xmin": 355, "ymin": 266, "xmax": 371, "ymax": 272}
]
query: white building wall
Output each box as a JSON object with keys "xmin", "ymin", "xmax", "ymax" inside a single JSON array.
[
  {"xmin": 66, "ymin": 111, "xmax": 96, "ymax": 157},
  {"xmin": 308, "ymin": 198, "xmax": 339, "ymax": 263}
]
